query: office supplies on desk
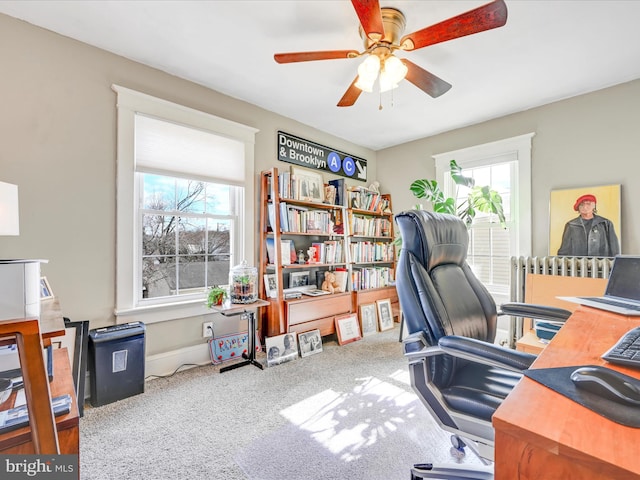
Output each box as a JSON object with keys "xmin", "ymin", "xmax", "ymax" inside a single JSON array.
[
  {"xmin": 570, "ymin": 365, "xmax": 640, "ymax": 405},
  {"xmin": 524, "ymin": 365, "xmax": 640, "ymax": 428},
  {"xmin": 559, "ymin": 255, "xmax": 640, "ymax": 315}
]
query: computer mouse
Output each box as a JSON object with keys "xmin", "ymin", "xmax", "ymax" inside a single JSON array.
[{"xmin": 570, "ymin": 366, "xmax": 640, "ymax": 406}]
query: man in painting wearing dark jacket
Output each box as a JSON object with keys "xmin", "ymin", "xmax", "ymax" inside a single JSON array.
[{"xmin": 557, "ymin": 194, "xmax": 620, "ymax": 257}]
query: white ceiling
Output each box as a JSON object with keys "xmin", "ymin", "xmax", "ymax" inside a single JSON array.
[{"xmin": 2, "ymin": 1, "xmax": 640, "ymax": 151}]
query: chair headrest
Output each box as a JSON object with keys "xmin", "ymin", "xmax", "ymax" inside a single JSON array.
[{"xmin": 395, "ymin": 210, "xmax": 468, "ymax": 270}]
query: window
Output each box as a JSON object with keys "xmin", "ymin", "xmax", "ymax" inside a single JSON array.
[
  {"xmin": 434, "ymin": 133, "xmax": 533, "ymax": 301},
  {"xmin": 113, "ymin": 85, "xmax": 258, "ymax": 324},
  {"xmin": 140, "ymin": 173, "xmax": 235, "ymax": 300}
]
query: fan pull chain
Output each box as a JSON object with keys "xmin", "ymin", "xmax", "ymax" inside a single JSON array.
[{"xmin": 378, "ymin": 91, "xmax": 383, "ymax": 110}]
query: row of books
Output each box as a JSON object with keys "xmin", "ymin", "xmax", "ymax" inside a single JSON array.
[
  {"xmin": 268, "ymin": 203, "xmax": 338, "ymax": 234},
  {"xmin": 346, "ymin": 187, "xmax": 390, "ymax": 212},
  {"xmin": 350, "ymin": 241, "xmax": 395, "ymax": 263},
  {"xmin": 350, "ymin": 215, "xmax": 392, "ymax": 237},
  {"xmin": 351, "ymin": 266, "xmax": 395, "ymax": 291},
  {"xmin": 309, "ymin": 240, "xmax": 344, "ymax": 264}
]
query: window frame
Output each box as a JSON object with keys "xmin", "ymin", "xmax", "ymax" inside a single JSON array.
[
  {"xmin": 113, "ymin": 85, "xmax": 258, "ymax": 324},
  {"xmin": 433, "ymin": 133, "xmax": 534, "ymax": 258}
]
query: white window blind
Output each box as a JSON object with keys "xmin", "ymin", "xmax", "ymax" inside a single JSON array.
[{"xmin": 135, "ymin": 115, "xmax": 245, "ymax": 185}]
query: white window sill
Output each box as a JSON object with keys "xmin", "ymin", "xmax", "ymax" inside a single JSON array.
[{"xmin": 115, "ymin": 299, "xmax": 218, "ymax": 325}]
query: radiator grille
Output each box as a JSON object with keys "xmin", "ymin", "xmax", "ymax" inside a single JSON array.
[{"xmin": 510, "ymin": 256, "xmax": 614, "ymax": 304}]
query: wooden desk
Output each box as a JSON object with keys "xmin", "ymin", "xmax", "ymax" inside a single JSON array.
[
  {"xmin": 0, "ymin": 348, "xmax": 79, "ymax": 453},
  {"xmin": 493, "ymin": 306, "xmax": 640, "ymax": 479}
]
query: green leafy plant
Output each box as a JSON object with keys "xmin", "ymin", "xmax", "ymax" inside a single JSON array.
[
  {"xmin": 207, "ymin": 286, "xmax": 228, "ymax": 308},
  {"xmin": 409, "ymin": 159, "xmax": 506, "ymax": 228}
]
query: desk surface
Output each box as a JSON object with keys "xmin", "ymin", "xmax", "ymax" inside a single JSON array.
[{"xmin": 493, "ymin": 306, "xmax": 640, "ymax": 479}]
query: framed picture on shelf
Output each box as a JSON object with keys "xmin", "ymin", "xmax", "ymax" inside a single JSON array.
[
  {"xmin": 263, "ymin": 274, "xmax": 277, "ymax": 298},
  {"xmin": 40, "ymin": 277, "xmax": 54, "ymax": 299},
  {"xmin": 359, "ymin": 303, "xmax": 378, "ymax": 336},
  {"xmin": 376, "ymin": 299, "xmax": 394, "ymax": 331},
  {"xmin": 298, "ymin": 329, "xmax": 323, "ymax": 357},
  {"xmin": 291, "ymin": 166, "xmax": 323, "ymax": 203},
  {"xmin": 335, "ymin": 313, "xmax": 362, "ymax": 346},
  {"xmin": 290, "ymin": 270, "xmax": 310, "ymax": 288}
]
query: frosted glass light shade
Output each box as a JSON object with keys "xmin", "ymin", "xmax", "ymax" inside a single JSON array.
[{"xmin": 355, "ymin": 55, "xmax": 380, "ymax": 93}]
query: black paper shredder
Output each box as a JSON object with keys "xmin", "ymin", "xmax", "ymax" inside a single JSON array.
[{"xmin": 88, "ymin": 322, "xmax": 146, "ymax": 407}]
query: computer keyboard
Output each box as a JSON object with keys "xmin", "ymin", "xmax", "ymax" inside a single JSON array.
[{"xmin": 602, "ymin": 327, "xmax": 640, "ymax": 368}]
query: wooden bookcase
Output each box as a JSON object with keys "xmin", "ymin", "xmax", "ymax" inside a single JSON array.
[{"xmin": 258, "ymin": 167, "xmax": 398, "ymax": 338}]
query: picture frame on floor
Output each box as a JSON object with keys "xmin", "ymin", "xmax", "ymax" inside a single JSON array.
[
  {"xmin": 376, "ymin": 299, "xmax": 394, "ymax": 332},
  {"xmin": 359, "ymin": 303, "xmax": 378, "ymax": 336},
  {"xmin": 335, "ymin": 313, "xmax": 362, "ymax": 346},
  {"xmin": 265, "ymin": 333, "xmax": 298, "ymax": 367},
  {"xmin": 298, "ymin": 329, "xmax": 323, "ymax": 357}
]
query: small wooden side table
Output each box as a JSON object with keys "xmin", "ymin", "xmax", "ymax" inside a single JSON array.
[{"xmin": 210, "ymin": 299, "xmax": 269, "ymax": 373}]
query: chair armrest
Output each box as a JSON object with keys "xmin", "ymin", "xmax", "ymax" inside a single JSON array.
[
  {"xmin": 499, "ymin": 302, "xmax": 571, "ymax": 325},
  {"xmin": 438, "ymin": 335, "xmax": 536, "ymax": 372}
]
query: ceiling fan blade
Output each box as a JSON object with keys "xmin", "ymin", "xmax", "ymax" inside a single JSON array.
[
  {"xmin": 337, "ymin": 77, "xmax": 363, "ymax": 107},
  {"xmin": 351, "ymin": 0, "xmax": 385, "ymax": 41},
  {"xmin": 403, "ymin": 59, "xmax": 452, "ymax": 98},
  {"xmin": 274, "ymin": 50, "xmax": 359, "ymax": 63},
  {"xmin": 400, "ymin": 0, "xmax": 507, "ymax": 51}
]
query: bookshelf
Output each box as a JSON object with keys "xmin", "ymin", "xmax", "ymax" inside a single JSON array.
[{"xmin": 259, "ymin": 167, "xmax": 397, "ymax": 338}]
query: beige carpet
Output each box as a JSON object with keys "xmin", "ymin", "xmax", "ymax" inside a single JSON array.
[{"xmin": 79, "ymin": 327, "xmax": 480, "ymax": 479}]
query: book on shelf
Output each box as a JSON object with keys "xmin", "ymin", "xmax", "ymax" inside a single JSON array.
[{"xmin": 328, "ymin": 178, "xmax": 346, "ymax": 206}]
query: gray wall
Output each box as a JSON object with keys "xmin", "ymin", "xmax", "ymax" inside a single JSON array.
[
  {"xmin": 2, "ymin": 13, "xmax": 639, "ymax": 360},
  {"xmin": 378, "ymin": 79, "xmax": 640, "ymax": 257},
  {"xmin": 0, "ymin": 14, "xmax": 374, "ymax": 357}
]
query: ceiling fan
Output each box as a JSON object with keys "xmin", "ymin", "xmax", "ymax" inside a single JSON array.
[{"xmin": 274, "ymin": 0, "xmax": 508, "ymax": 107}]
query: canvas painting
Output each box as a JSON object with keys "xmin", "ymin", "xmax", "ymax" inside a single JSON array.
[{"xmin": 549, "ymin": 184, "xmax": 621, "ymax": 256}]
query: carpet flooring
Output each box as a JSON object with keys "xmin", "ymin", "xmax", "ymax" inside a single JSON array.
[{"xmin": 79, "ymin": 327, "xmax": 480, "ymax": 479}]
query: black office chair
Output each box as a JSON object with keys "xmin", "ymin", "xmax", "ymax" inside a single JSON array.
[{"xmin": 395, "ymin": 210, "xmax": 571, "ymax": 480}]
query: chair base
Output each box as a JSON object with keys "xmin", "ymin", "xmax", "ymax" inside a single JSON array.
[{"xmin": 410, "ymin": 463, "xmax": 493, "ymax": 480}]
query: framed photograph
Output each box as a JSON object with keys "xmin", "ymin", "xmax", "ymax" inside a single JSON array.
[
  {"xmin": 265, "ymin": 333, "xmax": 298, "ymax": 367},
  {"xmin": 263, "ymin": 274, "xmax": 277, "ymax": 298},
  {"xmin": 549, "ymin": 184, "xmax": 621, "ymax": 256},
  {"xmin": 61, "ymin": 319, "xmax": 90, "ymax": 416},
  {"xmin": 298, "ymin": 329, "xmax": 323, "ymax": 357},
  {"xmin": 40, "ymin": 276, "xmax": 54, "ymax": 299},
  {"xmin": 359, "ymin": 303, "xmax": 378, "ymax": 336},
  {"xmin": 376, "ymin": 299, "xmax": 394, "ymax": 332},
  {"xmin": 335, "ymin": 313, "xmax": 362, "ymax": 346},
  {"xmin": 291, "ymin": 166, "xmax": 323, "ymax": 203},
  {"xmin": 290, "ymin": 270, "xmax": 310, "ymax": 288}
]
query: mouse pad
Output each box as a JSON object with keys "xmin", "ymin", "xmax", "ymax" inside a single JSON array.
[{"xmin": 523, "ymin": 365, "xmax": 640, "ymax": 428}]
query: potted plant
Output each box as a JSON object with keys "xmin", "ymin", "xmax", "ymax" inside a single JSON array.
[
  {"xmin": 409, "ymin": 159, "xmax": 506, "ymax": 228},
  {"xmin": 207, "ymin": 286, "xmax": 228, "ymax": 308}
]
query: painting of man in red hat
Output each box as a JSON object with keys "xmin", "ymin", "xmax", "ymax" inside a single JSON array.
[{"xmin": 550, "ymin": 185, "xmax": 620, "ymax": 257}]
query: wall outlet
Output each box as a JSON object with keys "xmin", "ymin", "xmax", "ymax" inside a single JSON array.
[{"xmin": 202, "ymin": 322, "xmax": 213, "ymax": 338}]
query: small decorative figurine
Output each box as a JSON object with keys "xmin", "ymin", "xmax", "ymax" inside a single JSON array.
[
  {"xmin": 307, "ymin": 246, "xmax": 317, "ymax": 264},
  {"xmin": 298, "ymin": 249, "xmax": 306, "ymax": 264}
]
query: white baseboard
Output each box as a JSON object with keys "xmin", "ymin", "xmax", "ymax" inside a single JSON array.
[{"xmin": 145, "ymin": 342, "xmax": 211, "ymax": 380}]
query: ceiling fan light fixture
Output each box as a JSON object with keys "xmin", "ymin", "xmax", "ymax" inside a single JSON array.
[
  {"xmin": 355, "ymin": 54, "xmax": 380, "ymax": 92},
  {"xmin": 379, "ymin": 55, "xmax": 408, "ymax": 92}
]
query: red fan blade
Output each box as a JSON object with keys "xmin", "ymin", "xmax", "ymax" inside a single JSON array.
[
  {"xmin": 351, "ymin": 0, "xmax": 384, "ymax": 41},
  {"xmin": 403, "ymin": 59, "xmax": 452, "ymax": 98},
  {"xmin": 274, "ymin": 50, "xmax": 359, "ymax": 63},
  {"xmin": 337, "ymin": 77, "xmax": 363, "ymax": 107},
  {"xmin": 400, "ymin": 0, "xmax": 507, "ymax": 51}
]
